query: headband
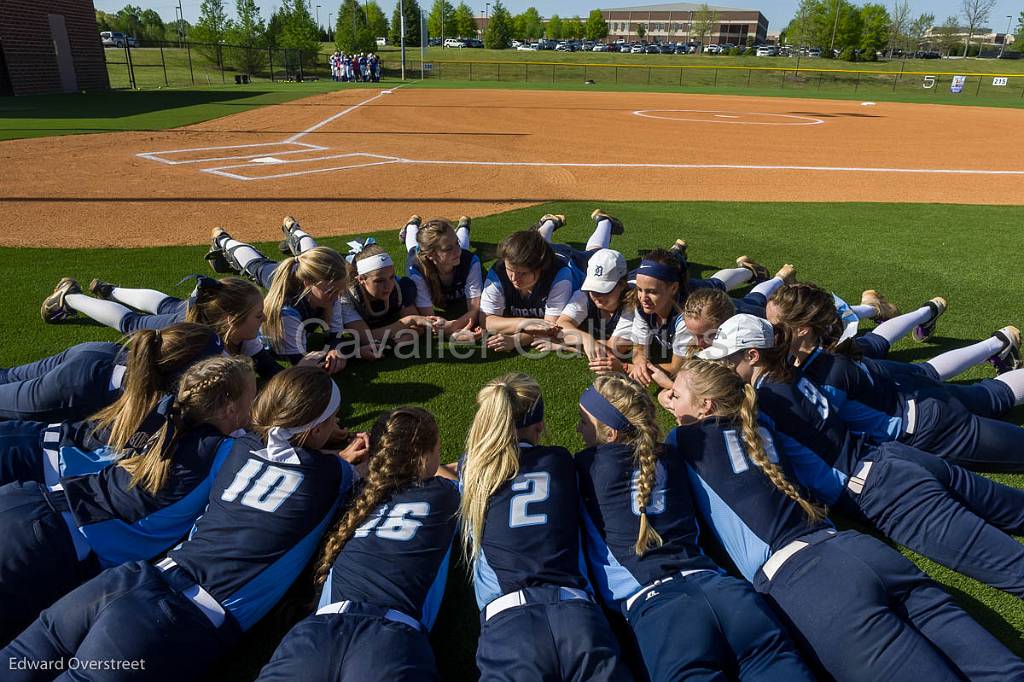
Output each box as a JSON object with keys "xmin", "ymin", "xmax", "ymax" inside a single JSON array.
[
  {"xmin": 636, "ymin": 260, "xmax": 678, "ymax": 284},
  {"xmin": 515, "ymin": 396, "xmax": 545, "ymax": 429},
  {"xmin": 580, "ymin": 386, "xmax": 635, "ymax": 433},
  {"xmin": 262, "ymin": 381, "xmax": 341, "ymax": 463},
  {"xmin": 355, "ymin": 252, "xmax": 394, "ymax": 276}
]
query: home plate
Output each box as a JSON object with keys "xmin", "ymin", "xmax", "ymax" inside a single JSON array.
[{"xmin": 252, "ymin": 157, "xmax": 284, "ymax": 164}]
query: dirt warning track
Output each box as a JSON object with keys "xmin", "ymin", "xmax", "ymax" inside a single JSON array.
[{"xmin": 2, "ymin": 86, "xmax": 1023, "ymax": 248}]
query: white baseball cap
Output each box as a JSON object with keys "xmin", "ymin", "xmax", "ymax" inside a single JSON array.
[
  {"xmin": 582, "ymin": 249, "xmax": 628, "ymax": 294},
  {"xmin": 697, "ymin": 314, "xmax": 774, "ymax": 360}
]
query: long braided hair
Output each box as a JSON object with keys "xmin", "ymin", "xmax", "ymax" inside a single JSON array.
[
  {"xmin": 118, "ymin": 355, "xmax": 255, "ymax": 495},
  {"xmin": 313, "ymin": 407, "xmax": 439, "ymax": 586},
  {"xmin": 590, "ymin": 374, "xmax": 664, "ymax": 556},
  {"xmin": 678, "ymin": 358, "xmax": 827, "ymax": 524}
]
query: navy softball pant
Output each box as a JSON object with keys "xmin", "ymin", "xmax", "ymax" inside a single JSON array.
[
  {"xmin": 116, "ymin": 297, "xmax": 188, "ymax": 333},
  {"xmin": 848, "ymin": 441, "xmax": 1024, "ymax": 597},
  {"xmin": 242, "ymin": 257, "xmax": 282, "ymax": 289},
  {"xmin": 257, "ymin": 604, "xmax": 438, "ymax": 681},
  {"xmin": 0, "ymin": 421, "xmax": 47, "ymax": 485},
  {"xmin": 734, "ymin": 292, "xmax": 767, "ymax": 318},
  {"xmin": 476, "ymin": 586, "xmax": 631, "ymax": 682},
  {"xmin": 0, "ymin": 343, "xmax": 120, "ymax": 422},
  {"xmin": 624, "ymin": 570, "xmax": 814, "ymax": 682},
  {"xmin": 867, "ymin": 358, "xmax": 1016, "ymax": 419},
  {"xmin": 0, "ymin": 482, "xmax": 97, "ymax": 644},
  {"xmin": 896, "ymin": 381, "xmax": 1024, "ymax": 472},
  {"xmin": 1, "ymin": 560, "xmax": 237, "ymax": 681},
  {"xmin": 753, "ymin": 529, "xmax": 1024, "ymax": 682}
]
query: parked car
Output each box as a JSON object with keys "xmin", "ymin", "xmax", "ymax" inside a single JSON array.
[
  {"xmin": 719, "ymin": 43, "xmax": 736, "ymax": 51},
  {"xmin": 466, "ymin": 38, "xmax": 483, "ymax": 48},
  {"xmin": 630, "ymin": 44, "xmax": 644, "ymax": 53},
  {"xmin": 100, "ymin": 31, "xmax": 137, "ymax": 48},
  {"xmin": 705, "ymin": 44, "xmax": 721, "ymax": 54},
  {"xmin": 592, "ymin": 43, "xmax": 609, "ymax": 52},
  {"xmin": 806, "ymin": 48, "xmax": 822, "ymax": 57},
  {"xmin": 642, "ymin": 44, "xmax": 659, "ymax": 54},
  {"xmin": 443, "ymin": 38, "xmax": 465, "ymax": 48},
  {"xmin": 428, "ymin": 37, "xmax": 442, "ymax": 46},
  {"xmin": 914, "ymin": 50, "xmax": 941, "ymax": 59},
  {"xmin": 517, "ymin": 43, "xmax": 538, "ymax": 51},
  {"xmin": 755, "ymin": 45, "xmax": 777, "ymax": 57}
]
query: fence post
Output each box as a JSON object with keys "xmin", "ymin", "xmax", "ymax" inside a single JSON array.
[
  {"xmin": 220, "ymin": 46, "xmax": 226, "ymax": 83},
  {"xmin": 975, "ymin": 75, "xmax": 982, "ymax": 96},
  {"xmin": 186, "ymin": 40, "xmax": 195, "ymax": 85},
  {"xmin": 892, "ymin": 73, "xmax": 898, "ymax": 92},
  {"xmin": 679, "ymin": 67, "xmax": 683, "ymax": 86},
  {"xmin": 298, "ymin": 50, "xmax": 304, "ymax": 81},
  {"xmin": 780, "ymin": 69, "xmax": 785, "ymax": 88},
  {"xmin": 497, "ymin": 62, "xmax": 501, "ymax": 81},
  {"xmin": 713, "ymin": 68, "xmax": 717, "ymax": 87},
  {"xmin": 525, "ymin": 63, "xmax": 529, "ymax": 83},
  {"xmin": 552, "ymin": 64, "xmax": 555, "ymax": 83},
  {"xmin": 159, "ymin": 42, "xmax": 168, "ymax": 86},
  {"xmin": 469, "ymin": 62, "xmax": 473, "ymax": 81},
  {"xmin": 647, "ymin": 67, "xmax": 651, "ymax": 84},
  {"xmin": 584, "ymin": 64, "xmax": 587, "ymax": 82},
  {"xmin": 854, "ymin": 71, "xmax": 860, "ymax": 91},
  {"xmin": 125, "ymin": 44, "xmax": 136, "ymax": 89},
  {"xmin": 817, "ymin": 71, "xmax": 823, "ymax": 89},
  {"xmin": 746, "ymin": 68, "xmax": 751, "ymax": 86},
  {"xmin": 268, "ymin": 47, "xmax": 274, "ymax": 81},
  {"xmin": 615, "ymin": 66, "xmax": 618, "ymax": 84}
]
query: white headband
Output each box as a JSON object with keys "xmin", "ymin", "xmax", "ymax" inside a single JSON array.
[
  {"xmin": 261, "ymin": 381, "xmax": 341, "ymax": 464},
  {"xmin": 356, "ymin": 253, "xmax": 394, "ymax": 276}
]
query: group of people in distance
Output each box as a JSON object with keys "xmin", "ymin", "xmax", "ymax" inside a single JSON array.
[
  {"xmin": 1, "ymin": 209, "xmax": 1023, "ymax": 680},
  {"xmin": 329, "ymin": 51, "xmax": 382, "ymax": 83}
]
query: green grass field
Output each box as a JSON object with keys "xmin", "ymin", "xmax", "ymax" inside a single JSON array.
[{"xmin": 2, "ymin": 200, "xmax": 1022, "ymax": 678}]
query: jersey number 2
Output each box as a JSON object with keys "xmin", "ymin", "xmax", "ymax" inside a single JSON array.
[
  {"xmin": 509, "ymin": 472, "xmax": 550, "ymax": 528},
  {"xmin": 221, "ymin": 460, "xmax": 304, "ymax": 513}
]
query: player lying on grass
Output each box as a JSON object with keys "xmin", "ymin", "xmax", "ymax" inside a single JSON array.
[
  {"xmin": 0, "ymin": 355, "xmax": 256, "ymax": 642},
  {"xmin": 40, "ymin": 274, "xmax": 282, "ymax": 381},
  {"xmin": 768, "ymin": 283, "xmax": 1024, "ymax": 472},
  {"xmin": 665, "ymin": 357, "xmax": 1024, "ymax": 681},
  {"xmin": 574, "ymin": 374, "xmax": 815, "ymax": 681},
  {"xmin": 258, "ymin": 407, "xmax": 457, "ymax": 681},
  {"xmin": 0, "ymin": 322, "xmax": 222, "ymax": 423},
  {"xmin": 706, "ymin": 313, "xmax": 1024, "ymax": 599},
  {"xmin": 1, "ymin": 367, "xmax": 368, "ymax": 682},
  {"xmin": 206, "ymin": 218, "xmax": 352, "ymax": 372}
]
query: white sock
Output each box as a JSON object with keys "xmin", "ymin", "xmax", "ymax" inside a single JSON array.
[
  {"xmin": 995, "ymin": 369, "xmax": 1024, "ymax": 406},
  {"xmin": 925, "ymin": 335, "xmax": 1005, "ymax": 380},
  {"xmin": 872, "ymin": 305, "xmax": 932, "ymax": 345},
  {"xmin": 221, "ymin": 238, "xmax": 264, "ymax": 270},
  {"xmin": 536, "ymin": 219, "xmax": 557, "ymax": 242},
  {"xmin": 711, "ymin": 267, "xmax": 752, "ymax": 291},
  {"xmin": 751, "ymin": 276, "xmax": 784, "ymax": 300},
  {"xmin": 585, "ymin": 219, "xmax": 613, "ymax": 252},
  {"xmin": 456, "ymin": 226, "xmax": 471, "ymax": 251},
  {"xmin": 851, "ymin": 304, "xmax": 878, "ymax": 320},
  {"xmin": 404, "ymin": 222, "xmax": 420, "ymax": 252},
  {"xmin": 65, "ymin": 294, "xmax": 129, "ymax": 330},
  {"xmin": 291, "ymin": 227, "xmax": 317, "ymax": 253},
  {"xmin": 110, "ymin": 287, "xmax": 170, "ymax": 314}
]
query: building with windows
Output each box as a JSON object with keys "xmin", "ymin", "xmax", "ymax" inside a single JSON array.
[{"xmin": 601, "ymin": 2, "xmax": 768, "ymax": 45}]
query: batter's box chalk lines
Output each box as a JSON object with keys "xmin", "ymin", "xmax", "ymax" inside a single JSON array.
[
  {"xmin": 633, "ymin": 109, "xmax": 825, "ymax": 126},
  {"xmin": 201, "ymin": 153, "xmax": 403, "ymax": 181},
  {"xmin": 136, "ymin": 141, "xmax": 326, "ymax": 165}
]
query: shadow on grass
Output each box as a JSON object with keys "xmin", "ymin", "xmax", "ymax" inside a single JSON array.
[{"xmin": 0, "ymin": 89, "xmax": 279, "ymax": 120}]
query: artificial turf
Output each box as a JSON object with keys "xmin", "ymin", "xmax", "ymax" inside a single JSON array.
[{"xmin": 1, "ymin": 200, "xmax": 1022, "ymax": 678}]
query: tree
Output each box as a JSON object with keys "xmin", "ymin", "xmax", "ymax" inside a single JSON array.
[
  {"xmin": 1015, "ymin": 10, "xmax": 1024, "ymax": 50},
  {"xmin": 138, "ymin": 9, "xmax": 165, "ymax": 42},
  {"xmin": 513, "ymin": 7, "xmax": 544, "ymax": 40},
  {"xmin": 192, "ymin": 0, "xmax": 232, "ymax": 64},
  {"xmin": 452, "ymin": 2, "xmax": 476, "ymax": 37},
  {"xmin": 565, "ymin": 16, "xmax": 583, "ymax": 40},
  {"xmin": 546, "ymin": 14, "xmax": 562, "ymax": 40},
  {"xmin": 95, "ymin": 10, "xmax": 117, "ymax": 32},
  {"xmin": 887, "ymin": 0, "xmax": 910, "ymax": 55},
  {"xmin": 366, "ymin": 2, "xmax": 389, "ymax": 40},
  {"xmin": 860, "ymin": 3, "xmax": 890, "ymax": 59},
  {"xmin": 908, "ymin": 12, "xmax": 934, "ymax": 49},
  {"xmin": 336, "ymin": 0, "xmax": 374, "ymax": 52},
  {"xmin": 482, "ymin": 0, "xmax": 512, "ymax": 48},
  {"xmin": 225, "ymin": 0, "xmax": 266, "ymax": 72},
  {"xmin": 932, "ymin": 15, "xmax": 961, "ymax": 55},
  {"xmin": 960, "ymin": 0, "xmax": 996, "ymax": 56},
  {"xmin": 280, "ymin": 0, "xmax": 322, "ymax": 65},
  {"xmin": 691, "ymin": 4, "xmax": 718, "ymax": 49},
  {"xmin": 584, "ymin": 9, "xmax": 609, "ymax": 42},
  {"xmin": 636, "ymin": 23, "xmax": 646, "ymax": 41},
  {"xmin": 427, "ymin": 0, "xmax": 454, "ymax": 40},
  {"xmin": 390, "ymin": 0, "xmax": 423, "ymax": 47}
]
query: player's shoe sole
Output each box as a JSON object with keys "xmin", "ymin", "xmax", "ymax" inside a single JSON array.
[
  {"xmin": 736, "ymin": 256, "xmax": 770, "ymax": 283},
  {"xmin": 534, "ymin": 214, "xmax": 566, "ymax": 232},
  {"xmin": 41, "ymin": 277, "xmax": 81, "ymax": 323},
  {"xmin": 206, "ymin": 227, "xmax": 234, "ymax": 273},
  {"xmin": 278, "ymin": 215, "xmax": 303, "ymax": 256},
  {"xmin": 399, "ymin": 215, "xmax": 421, "ymax": 244},
  {"xmin": 590, "ymin": 209, "xmax": 625, "ymax": 235},
  {"xmin": 860, "ymin": 289, "xmax": 900, "ymax": 322},
  {"xmin": 89, "ymin": 279, "xmax": 117, "ymax": 301},
  {"xmin": 989, "ymin": 325, "xmax": 1022, "ymax": 374},
  {"xmin": 775, "ymin": 264, "xmax": 796, "ymax": 284},
  {"xmin": 913, "ymin": 297, "xmax": 947, "ymax": 342}
]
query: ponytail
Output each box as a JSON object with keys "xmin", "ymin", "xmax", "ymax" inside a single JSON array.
[
  {"xmin": 263, "ymin": 248, "xmax": 347, "ymax": 349},
  {"xmin": 460, "ymin": 373, "xmax": 541, "ymax": 563},
  {"xmin": 185, "ymin": 276, "xmax": 263, "ymax": 349},
  {"xmin": 314, "ymin": 407, "xmax": 438, "ymax": 586}
]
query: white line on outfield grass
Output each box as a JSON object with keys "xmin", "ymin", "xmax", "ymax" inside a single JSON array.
[{"xmin": 200, "ymin": 152, "xmax": 1024, "ymax": 181}]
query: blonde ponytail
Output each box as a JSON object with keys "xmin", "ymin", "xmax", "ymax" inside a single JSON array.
[
  {"xmin": 263, "ymin": 248, "xmax": 347, "ymax": 349},
  {"xmin": 460, "ymin": 373, "xmax": 541, "ymax": 563}
]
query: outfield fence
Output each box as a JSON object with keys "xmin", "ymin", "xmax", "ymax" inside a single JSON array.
[{"xmin": 103, "ymin": 42, "xmax": 1024, "ymax": 104}]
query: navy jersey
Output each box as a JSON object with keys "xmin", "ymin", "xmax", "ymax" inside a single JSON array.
[
  {"xmin": 575, "ymin": 443, "xmax": 718, "ymax": 609},
  {"xmin": 318, "ymin": 477, "xmax": 460, "ymax": 630},
  {"xmin": 169, "ymin": 435, "xmax": 353, "ymax": 631},
  {"xmin": 636, "ymin": 308, "xmax": 687, "ymax": 363},
  {"xmin": 668, "ymin": 419, "xmax": 833, "ymax": 582},
  {"xmin": 408, "ymin": 249, "xmax": 482, "ymax": 319},
  {"xmin": 62, "ymin": 425, "xmax": 234, "ymax": 567},
  {"xmin": 470, "ymin": 444, "xmax": 589, "ymax": 609},
  {"xmin": 798, "ymin": 347, "xmax": 904, "ymax": 440},
  {"xmin": 484, "ymin": 260, "xmax": 574, "ymax": 319},
  {"xmin": 584, "ymin": 296, "xmax": 627, "ymax": 341},
  {"xmin": 348, "ymin": 277, "xmax": 417, "ymax": 329}
]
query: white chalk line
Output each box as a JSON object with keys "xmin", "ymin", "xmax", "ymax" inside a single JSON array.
[
  {"xmin": 136, "ymin": 85, "xmax": 404, "ymax": 165},
  {"xmin": 199, "ymin": 151, "xmax": 1024, "ymax": 181},
  {"xmin": 633, "ymin": 109, "xmax": 825, "ymax": 126}
]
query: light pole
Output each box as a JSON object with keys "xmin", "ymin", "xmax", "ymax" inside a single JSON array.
[
  {"xmin": 999, "ymin": 15, "xmax": 1013, "ymax": 58},
  {"xmin": 316, "ymin": 5, "xmax": 321, "ymax": 37},
  {"xmin": 828, "ymin": 0, "xmax": 841, "ymax": 56},
  {"xmin": 328, "ymin": 12, "xmax": 333, "ymax": 41}
]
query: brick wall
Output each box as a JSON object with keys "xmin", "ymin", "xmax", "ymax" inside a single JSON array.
[{"xmin": 0, "ymin": 0, "xmax": 109, "ymax": 95}]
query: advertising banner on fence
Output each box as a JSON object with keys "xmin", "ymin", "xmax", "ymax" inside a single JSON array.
[{"xmin": 951, "ymin": 75, "xmax": 967, "ymax": 93}]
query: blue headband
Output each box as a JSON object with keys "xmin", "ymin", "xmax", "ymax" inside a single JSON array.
[
  {"xmin": 580, "ymin": 386, "xmax": 635, "ymax": 433},
  {"xmin": 515, "ymin": 396, "xmax": 545, "ymax": 428},
  {"xmin": 636, "ymin": 260, "xmax": 678, "ymax": 284}
]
